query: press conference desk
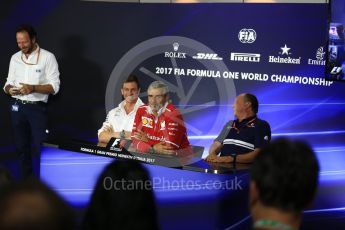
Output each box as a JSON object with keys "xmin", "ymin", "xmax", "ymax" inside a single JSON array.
[
  {"xmin": 40, "ymin": 140, "xmax": 251, "ymax": 229},
  {"xmin": 42, "ymin": 139, "xmax": 250, "ymax": 173}
]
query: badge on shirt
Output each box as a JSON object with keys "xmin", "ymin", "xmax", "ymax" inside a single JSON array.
[
  {"xmin": 160, "ymin": 121, "xmax": 166, "ymax": 130},
  {"xmin": 142, "ymin": 117, "xmax": 153, "ymax": 128},
  {"xmin": 11, "ymin": 104, "xmax": 19, "ymax": 112}
]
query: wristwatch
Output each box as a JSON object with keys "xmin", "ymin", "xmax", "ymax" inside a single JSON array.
[{"xmin": 120, "ymin": 130, "xmax": 125, "ymax": 138}]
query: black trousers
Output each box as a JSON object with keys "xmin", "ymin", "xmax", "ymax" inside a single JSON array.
[{"xmin": 10, "ymin": 99, "xmax": 48, "ymax": 179}]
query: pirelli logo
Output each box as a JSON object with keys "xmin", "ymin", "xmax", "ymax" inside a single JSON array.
[{"xmin": 230, "ymin": 53, "xmax": 260, "ymax": 62}]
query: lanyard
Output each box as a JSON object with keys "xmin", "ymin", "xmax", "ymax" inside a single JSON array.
[{"xmin": 21, "ymin": 47, "xmax": 41, "ymax": 65}]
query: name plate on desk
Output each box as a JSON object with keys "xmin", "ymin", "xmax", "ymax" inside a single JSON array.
[{"xmin": 55, "ymin": 140, "xmax": 191, "ymax": 168}]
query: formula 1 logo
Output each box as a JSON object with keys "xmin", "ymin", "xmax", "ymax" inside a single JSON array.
[
  {"xmin": 192, "ymin": 53, "xmax": 223, "ymax": 60},
  {"xmin": 331, "ymin": 66, "xmax": 342, "ymax": 75},
  {"xmin": 238, "ymin": 28, "xmax": 257, "ymax": 44}
]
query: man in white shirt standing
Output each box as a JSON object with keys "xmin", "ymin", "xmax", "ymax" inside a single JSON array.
[
  {"xmin": 3, "ymin": 24, "xmax": 60, "ymax": 179},
  {"xmin": 98, "ymin": 75, "xmax": 143, "ymax": 143}
]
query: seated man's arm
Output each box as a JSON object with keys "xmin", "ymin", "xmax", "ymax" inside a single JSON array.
[
  {"xmin": 99, "ymin": 129, "xmax": 132, "ymax": 143},
  {"xmin": 98, "ymin": 111, "xmax": 121, "ymax": 143},
  {"xmin": 207, "ymin": 148, "xmax": 260, "ymax": 163},
  {"xmin": 123, "ymin": 131, "xmax": 132, "ymax": 139},
  {"xmin": 131, "ymin": 109, "xmax": 151, "ymax": 152},
  {"xmin": 138, "ymin": 110, "xmax": 187, "ymax": 155},
  {"xmin": 205, "ymin": 121, "xmax": 232, "ymax": 162},
  {"xmin": 98, "ymin": 127, "xmax": 121, "ymax": 143},
  {"xmin": 205, "ymin": 141, "xmax": 222, "ymax": 161},
  {"xmin": 236, "ymin": 149, "xmax": 260, "ymax": 162}
]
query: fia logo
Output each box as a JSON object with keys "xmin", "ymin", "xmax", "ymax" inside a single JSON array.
[{"xmin": 238, "ymin": 29, "xmax": 257, "ymax": 44}]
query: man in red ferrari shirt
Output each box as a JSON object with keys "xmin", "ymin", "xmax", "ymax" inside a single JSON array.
[{"xmin": 131, "ymin": 81, "xmax": 191, "ymax": 155}]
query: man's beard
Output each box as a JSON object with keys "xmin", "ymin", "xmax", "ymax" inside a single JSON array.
[
  {"xmin": 21, "ymin": 47, "xmax": 31, "ymax": 54},
  {"xmin": 22, "ymin": 43, "xmax": 34, "ymax": 54},
  {"xmin": 150, "ymin": 104, "xmax": 163, "ymax": 112}
]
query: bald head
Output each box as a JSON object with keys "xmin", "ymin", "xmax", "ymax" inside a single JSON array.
[{"xmin": 233, "ymin": 93, "xmax": 258, "ymax": 120}]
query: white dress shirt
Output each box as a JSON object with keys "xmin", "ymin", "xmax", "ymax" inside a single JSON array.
[
  {"xmin": 98, "ymin": 98, "xmax": 144, "ymax": 136},
  {"xmin": 3, "ymin": 45, "xmax": 60, "ymax": 103}
]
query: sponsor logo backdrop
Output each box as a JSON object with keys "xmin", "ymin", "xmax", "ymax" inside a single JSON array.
[{"xmin": 1, "ymin": 2, "xmax": 344, "ymax": 155}]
